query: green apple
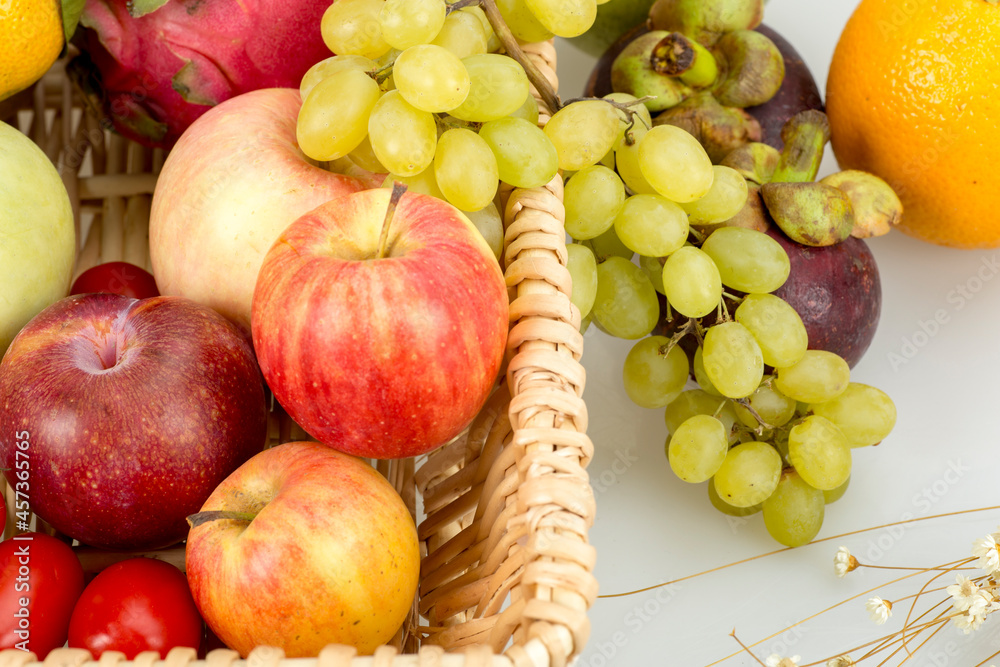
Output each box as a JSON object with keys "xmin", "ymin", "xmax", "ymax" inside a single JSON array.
[
  {"xmin": 567, "ymin": 0, "xmax": 655, "ymax": 57},
  {"xmin": 0, "ymin": 121, "xmax": 75, "ymax": 355}
]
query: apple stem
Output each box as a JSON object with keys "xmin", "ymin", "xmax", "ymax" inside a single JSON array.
[
  {"xmin": 377, "ymin": 181, "xmax": 407, "ymax": 260},
  {"xmin": 187, "ymin": 510, "xmax": 258, "ymax": 528}
]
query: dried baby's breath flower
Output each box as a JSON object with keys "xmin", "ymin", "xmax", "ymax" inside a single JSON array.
[
  {"xmin": 826, "ymin": 657, "xmax": 854, "ymax": 667},
  {"xmin": 972, "ymin": 533, "xmax": 1000, "ymax": 574},
  {"xmin": 766, "ymin": 655, "xmax": 800, "ymax": 667},
  {"xmin": 833, "ymin": 546, "xmax": 859, "ymax": 578},
  {"xmin": 947, "ymin": 573, "xmax": 983, "ymax": 612},
  {"xmin": 866, "ymin": 596, "xmax": 892, "ymax": 625},
  {"xmin": 953, "ymin": 608, "xmax": 988, "ymax": 634}
]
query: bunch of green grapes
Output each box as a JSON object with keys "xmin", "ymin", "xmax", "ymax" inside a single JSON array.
[
  {"xmin": 561, "ymin": 113, "xmax": 897, "ymax": 548},
  {"xmin": 295, "ymin": 0, "xmax": 616, "ymax": 260}
]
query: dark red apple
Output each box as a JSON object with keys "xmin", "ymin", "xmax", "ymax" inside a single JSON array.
[
  {"xmin": 0, "ymin": 294, "xmax": 268, "ymax": 550},
  {"xmin": 766, "ymin": 226, "xmax": 881, "ymax": 368}
]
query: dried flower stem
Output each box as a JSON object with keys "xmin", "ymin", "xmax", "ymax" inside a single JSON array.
[
  {"xmin": 729, "ymin": 630, "xmax": 768, "ymax": 666},
  {"xmin": 598, "ymin": 505, "xmax": 1000, "ymax": 600}
]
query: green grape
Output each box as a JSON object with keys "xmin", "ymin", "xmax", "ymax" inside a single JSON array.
[
  {"xmin": 393, "ymin": 45, "xmax": 471, "ymax": 113},
  {"xmin": 564, "ymin": 165, "xmax": 626, "ymax": 240},
  {"xmin": 613, "ymin": 194, "xmax": 689, "ymax": 257},
  {"xmin": 701, "ymin": 322, "xmax": 764, "ymax": 399},
  {"xmin": 381, "ymin": 168, "xmax": 445, "ymax": 199},
  {"xmin": 810, "ymin": 383, "xmax": 897, "ymax": 448},
  {"xmin": 450, "ymin": 54, "xmax": 531, "ymax": 122},
  {"xmin": 544, "ymin": 100, "xmax": 621, "ymax": 171},
  {"xmin": 787, "ymin": 415, "xmax": 852, "ymax": 491},
  {"xmin": 300, "ymin": 55, "xmax": 375, "ymax": 100},
  {"xmin": 597, "ymin": 148, "xmax": 616, "ymax": 170},
  {"xmin": 638, "ymin": 124, "xmax": 714, "ymax": 203},
  {"xmin": 639, "ymin": 255, "xmax": 665, "ymax": 294},
  {"xmin": 509, "ymin": 93, "xmax": 540, "ymax": 125},
  {"xmin": 462, "ymin": 203, "xmax": 503, "ymax": 261},
  {"xmin": 681, "ymin": 166, "xmax": 749, "ymax": 225},
  {"xmin": 667, "ymin": 414, "xmax": 729, "ymax": 483},
  {"xmin": 524, "ymin": 0, "xmax": 597, "ymax": 38},
  {"xmin": 824, "ymin": 475, "xmax": 850, "ymax": 504},
  {"xmin": 734, "ymin": 293, "xmax": 808, "ymax": 369},
  {"xmin": 773, "ymin": 350, "xmax": 851, "ymax": 404},
  {"xmin": 582, "ymin": 225, "xmax": 634, "ymax": 262},
  {"xmin": 460, "ymin": 7, "xmax": 497, "ymax": 49},
  {"xmin": 713, "ymin": 441, "xmax": 782, "ymax": 507},
  {"xmin": 604, "ymin": 92, "xmax": 652, "ymax": 152},
  {"xmin": 592, "ymin": 256, "xmax": 659, "ymax": 339},
  {"xmin": 700, "ymin": 226, "xmax": 790, "ymax": 294},
  {"xmin": 494, "ymin": 0, "xmax": 554, "ymax": 42},
  {"xmin": 297, "ymin": 70, "xmax": 381, "ymax": 162},
  {"xmin": 580, "ymin": 312, "xmax": 592, "ymax": 335},
  {"xmin": 763, "ymin": 469, "xmax": 825, "ymax": 547},
  {"xmin": 708, "ymin": 481, "xmax": 763, "ymax": 517},
  {"xmin": 664, "ymin": 389, "xmax": 737, "ymax": 437},
  {"xmin": 692, "ymin": 346, "xmax": 723, "ymax": 397},
  {"xmin": 479, "ymin": 117, "xmax": 558, "ymax": 189},
  {"xmin": 622, "ymin": 336, "xmax": 689, "ymax": 409},
  {"xmin": 434, "ymin": 128, "xmax": 498, "ymax": 212},
  {"xmin": 378, "ymin": 0, "xmax": 446, "ymax": 50},
  {"xmin": 348, "ymin": 134, "xmax": 386, "ymax": 173},
  {"xmin": 733, "ymin": 384, "xmax": 797, "ymax": 429},
  {"xmin": 431, "ymin": 9, "xmax": 488, "ymax": 58},
  {"xmin": 368, "ymin": 90, "xmax": 437, "ymax": 177},
  {"xmin": 661, "ymin": 246, "xmax": 722, "ymax": 318},
  {"xmin": 566, "ymin": 243, "xmax": 598, "ymax": 319},
  {"xmin": 321, "ymin": 0, "xmax": 391, "ymax": 59},
  {"xmin": 614, "ymin": 125, "xmax": 657, "ymax": 195}
]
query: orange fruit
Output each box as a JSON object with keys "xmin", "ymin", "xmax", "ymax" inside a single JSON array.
[
  {"xmin": 826, "ymin": 0, "xmax": 1000, "ymax": 249},
  {"xmin": 0, "ymin": 0, "xmax": 64, "ymax": 101}
]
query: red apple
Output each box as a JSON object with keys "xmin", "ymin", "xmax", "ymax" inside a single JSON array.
[
  {"xmin": 185, "ymin": 441, "xmax": 420, "ymax": 657},
  {"xmin": 149, "ymin": 88, "xmax": 381, "ymax": 333},
  {"xmin": 0, "ymin": 294, "xmax": 268, "ymax": 550},
  {"xmin": 251, "ymin": 188, "xmax": 509, "ymax": 459},
  {"xmin": 71, "ymin": 261, "xmax": 160, "ymax": 300}
]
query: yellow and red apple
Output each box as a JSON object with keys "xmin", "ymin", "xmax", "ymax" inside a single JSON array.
[
  {"xmin": 251, "ymin": 188, "xmax": 509, "ymax": 459},
  {"xmin": 185, "ymin": 441, "xmax": 420, "ymax": 656},
  {"xmin": 149, "ymin": 88, "xmax": 379, "ymax": 333}
]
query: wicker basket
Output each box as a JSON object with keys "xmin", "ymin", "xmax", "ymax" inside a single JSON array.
[{"xmin": 0, "ymin": 40, "xmax": 596, "ymax": 667}]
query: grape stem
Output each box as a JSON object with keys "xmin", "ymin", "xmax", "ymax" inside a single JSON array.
[
  {"xmin": 562, "ymin": 95, "xmax": 655, "ymax": 145},
  {"xmin": 733, "ymin": 397, "xmax": 776, "ymax": 431},
  {"xmin": 371, "ymin": 63, "xmax": 394, "ymax": 87},
  {"xmin": 715, "ymin": 299, "xmax": 731, "ymax": 323},
  {"xmin": 658, "ymin": 318, "xmax": 695, "ymax": 358},
  {"xmin": 721, "ymin": 291, "xmax": 744, "ymax": 303},
  {"xmin": 478, "ymin": 0, "xmax": 563, "ymax": 115}
]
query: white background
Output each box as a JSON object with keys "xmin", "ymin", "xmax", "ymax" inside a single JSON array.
[{"xmin": 553, "ymin": 2, "xmax": 1000, "ymax": 665}]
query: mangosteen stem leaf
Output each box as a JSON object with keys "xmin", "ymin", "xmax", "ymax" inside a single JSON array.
[
  {"xmin": 770, "ymin": 109, "xmax": 831, "ymax": 183},
  {"xmin": 187, "ymin": 510, "xmax": 259, "ymax": 528}
]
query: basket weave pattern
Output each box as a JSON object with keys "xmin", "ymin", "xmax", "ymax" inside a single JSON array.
[{"xmin": 0, "ymin": 40, "xmax": 595, "ymax": 667}]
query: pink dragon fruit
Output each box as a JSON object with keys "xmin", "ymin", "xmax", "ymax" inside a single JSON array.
[{"xmin": 73, "ymin": 0, "xmax": 334, "ymax": 148}]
